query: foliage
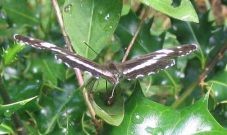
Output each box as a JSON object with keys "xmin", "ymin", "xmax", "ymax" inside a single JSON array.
[{"xmin": 0, "ymin": 0, "xmax": 227, "ymax": 134}]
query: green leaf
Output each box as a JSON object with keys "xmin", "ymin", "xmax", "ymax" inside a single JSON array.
[
  {"xmin": 110, "ymin": 85, "xmax": 227, "ymax": 134},
  {"xmin": 140, "ymin": 0, "xmax": 199, "ymax": 23},
  {"xmin": 2, "ymin": 0, "xmax": 39, "ymax": 26},
  {"xmin": 41, "ymin": 58, "xmax": 66, "ymax": 86},
  {"xmin": 115, "ymin": 11, "xmax": 165, "ymax": 58},
  {"xmin": 0, "ymin": 123, "xmax": 14, "ymax": 135},
  {"xmin": 170, "ymin": 13, "xmax": 211, "ymax": 69},
  {"xmin": 6, "ymin": 80, "xmax": 40, "ymax": 102},
  {"xmin": 2, "ymin": 43, "xmax": 25, "ymax": 66},
  {"xmin": 207, "ymin": 69, "xmax": 227, "ymax": 103},
  {"xmin": 92, "ymin": 88, "xmax": 124, "ymax": 126},
  {"xmin": 38, "ymin": 88, "xmax": 85, "ymax": 134},
  {"xmin": 63, "ymin": 0, "xmax": 122, "ymax": 59},
  {"xmin": 140, "ymin": 75, "xmax": 182, "ymax": 98},
  {"xmin": 0, "ymin": 96, "xmax": 37, "ymax": 116},
  {"xmin": 0, "ymin": 19, "xmax": 11, "ymax": 37}
]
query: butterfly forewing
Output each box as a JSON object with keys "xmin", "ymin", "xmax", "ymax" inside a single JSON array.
[
  {"xmin": 14, "ymin": 34, "xmax": 118, "ymax": 84},
  {"xmin": 130, "ymin": 44, "xmax": 197, "ymax": 61},
  {"xmin": 116, "ymin": 44, "xmax": 197, "ymax": 80},
  {"xmin": 56, "ymin": 53, "xmax": 118, "ymax": 83}
]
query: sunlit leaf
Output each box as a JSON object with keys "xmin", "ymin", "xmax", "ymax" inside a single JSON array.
[
  {"xmin": 92, "ymin": 88, "xmax": 124, "ymax": 126},
  {"xmin": 140, "ymin": 0, "xmax": 199, "ymax": 23},
  {"xmin": 2, "ymin": 43, "xmax": 25, "ymax": 66},
  {"xmin": 0, "ymin": 123, "xmax": 14, "ymax": 135},
  {"xmin": 110, "ymin": 85, "xmax": 227, "ymax": 134},
  {"xmin": 63, "ymin": 0, "xmax": 122, "ymax": 59}
]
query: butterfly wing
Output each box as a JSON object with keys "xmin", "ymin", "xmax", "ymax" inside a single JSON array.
[
  {"xmin": 116, "ymin": 59, "xmax": 175, "ymax": 80},
  {"xmin": 116, "ymin": 44, "xmax": 197, "ymax": 80},
  {"xmin": 14, "ymin": 34, "xmax": 118, "ymax": 84},
  {"xmin": 130, "ymin": 44, "xmax": 197, "ymax": 61}
]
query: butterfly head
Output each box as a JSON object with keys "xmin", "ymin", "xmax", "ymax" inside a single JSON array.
[{"xmin": 105, "ymin": 63, "xmax": 122, "ymax": 84}]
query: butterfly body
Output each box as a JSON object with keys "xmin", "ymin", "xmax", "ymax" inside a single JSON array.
[{"xmin": 14, "ymin": 34, "xmax": 197, "ymax": 84}]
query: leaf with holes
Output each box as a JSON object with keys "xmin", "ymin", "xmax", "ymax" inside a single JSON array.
[{"xmin": 140, "ymin": 0, "xmax": 198, "ymax": 23}]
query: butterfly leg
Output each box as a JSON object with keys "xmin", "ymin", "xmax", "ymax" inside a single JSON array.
[{"xmin": 107, "ymin": 84, "xmax": 117, "ymax": 105}]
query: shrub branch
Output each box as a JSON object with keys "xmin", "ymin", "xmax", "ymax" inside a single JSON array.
[
  {"xmin": 51, "ymin": 0, "xmax": 100, "ymax": 130},
  {"xmin": 172, "ymin": 42, "xmax": 227, "ymax": 108},
  {"xmin": 122, "ymin": 7, "xmax": 148, "ymax": 62}
]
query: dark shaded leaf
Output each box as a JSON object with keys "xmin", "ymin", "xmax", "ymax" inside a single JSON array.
[
  {"xmin": 207, "ymin": 70, "xmax": 227, "ymax": 103},
  {"xmin": 0, "ymin": 96, "xmax": 37, "ymax": 116}
]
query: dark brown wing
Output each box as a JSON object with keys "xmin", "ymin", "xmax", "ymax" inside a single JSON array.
[
  {"xmin": 116, "ymin": 59, "xmax": 175, "ymax": 80},
  {"xmin": 14, "ymin": 34, "xmax": 118, "ymax": 84},
  {"xmin": 116, "ymin": 44, "xmax": 197, "ymax": 80},
  {"xmin": 129, "ymin": 44, "xmax": 197, "ymax": 61}
]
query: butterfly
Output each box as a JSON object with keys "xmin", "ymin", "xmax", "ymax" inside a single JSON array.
[{"xmin": 14, "ymin": 34, "xmax": 197, "ymax": 85}]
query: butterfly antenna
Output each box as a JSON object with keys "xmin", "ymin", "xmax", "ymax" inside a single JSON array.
[
  {"xmin": 105, "ymin": 80, "xmax": 108, "ymax": 92},
  {"xmin": 83, "ymin": 42, "xmax": 98, "ymax": 55}
]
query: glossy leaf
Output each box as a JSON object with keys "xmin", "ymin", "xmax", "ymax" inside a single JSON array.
[
  {"xmin": 1, "ymin": 1, "xmax": 226, "ymax": 134},
  {"xmin": 139, "ymin": 74, "xmax": 182, "ymax": 98},
  {"xmin": 63, "ymin": 0, "xmax": 122, "ymax": 59},
  {"xmin": 0, "ymin": 96, "xmax": 37, "ymax": 116},
  {"xmin": 110, "ymin": 86, "xmax": 227, "ymax": 134},
  {"xmin": 140, "ymin": 0, "xmax": 199, "ymax": 23},
  {"xmin": 207, "ymin": 69, "xmax": 227, "ymax": 103},
  {"xmin": 92, "ymin": 88, "xmax": 124, "ymax": 126},
  {"xmin": 36, "ymin": 88, "xmax": 85, "ymax": 134}
]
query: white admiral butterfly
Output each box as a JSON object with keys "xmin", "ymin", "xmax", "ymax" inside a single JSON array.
[{"xmin": 14, "ymin": 34, "xmax": 197, "ymax": 84}]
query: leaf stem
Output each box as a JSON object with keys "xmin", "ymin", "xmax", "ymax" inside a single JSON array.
[
  {"xmin": 199, "ymin": 43, "xmax": 227, "ymax": 87},
  {"xmin": 171, "ymin": 80, "xmax": 197, "ymax": 108},
  {"xmin": 164, "ymin": 70, "xmax": 177, "ymax": 88},
  {"xmin": 122, "ymin": 7, "xmax": 148, "ymax": 62},
  {"xmin": 186, "ymin": 22, "xmax": 206, "ymax": 69},
  {"xmin": 51, "ymin": 0, "xmax": 73, "ymax": 51}
]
